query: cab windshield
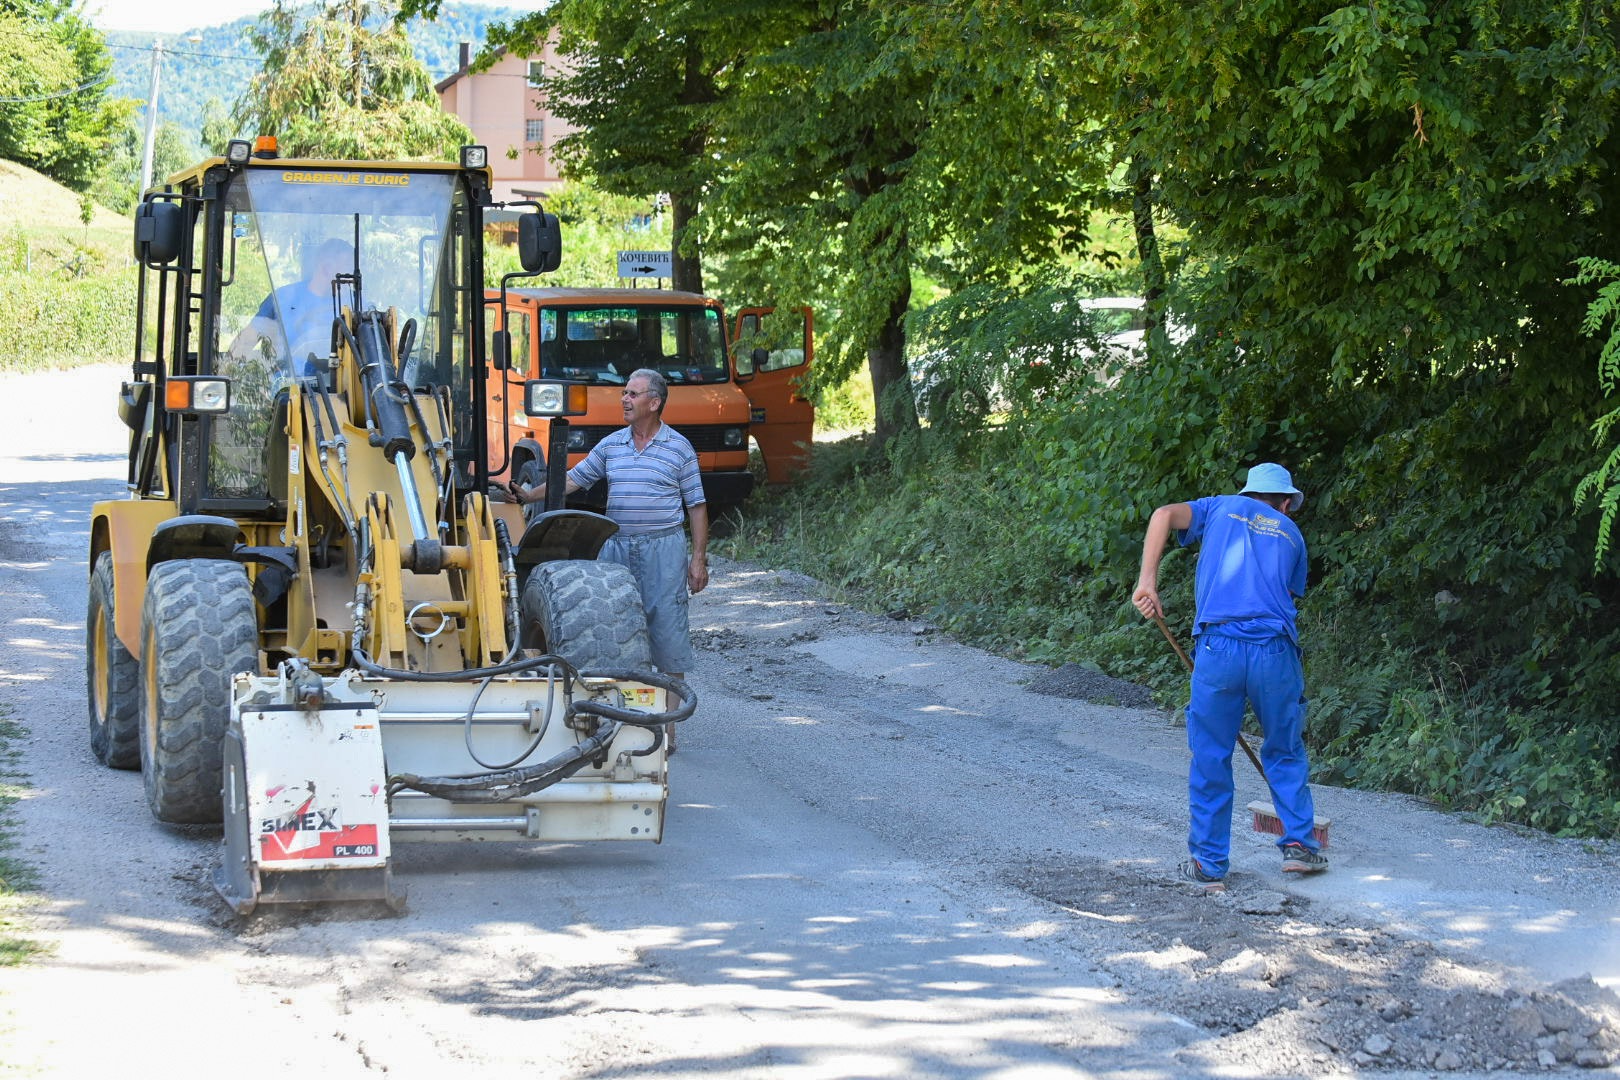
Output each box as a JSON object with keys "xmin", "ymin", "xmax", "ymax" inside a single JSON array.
[
  {"xmin": 208, "ymin": 166, "xmax": 472, "ymax": 501},
  {"xmin": 538, "ymin": 305, "xmax": 728, "ymax": 386}
]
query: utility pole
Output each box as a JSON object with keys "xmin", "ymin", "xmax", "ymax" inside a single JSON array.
[{"xmin": 138, "ymin": 39, "xmax": 164, "ymax": 196}]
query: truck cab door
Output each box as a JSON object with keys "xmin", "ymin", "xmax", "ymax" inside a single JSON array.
[
  {"xmin": 733, "ymin": 307, "xmax": 814, "ymax": 484},
  {"xmin": 485, "ymin": 299, "xmax": 537, "ymax": 481}
]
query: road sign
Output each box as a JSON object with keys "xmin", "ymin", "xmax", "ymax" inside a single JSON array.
[{"xmin": 617, "ymin": 250, "xmax": 672, "ymax": 278}]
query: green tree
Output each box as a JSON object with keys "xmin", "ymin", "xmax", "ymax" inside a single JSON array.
[
  {"xmin": 0, "ymin": 0, "xmax": 131, "ymax": 190},
  {"xmin": 703, "ymin": 1, "xmax": 1104, "ymax": 447},
  {"xmin": 234, "ymin": 0, "xmax": 470, "ymax": 160},
  {"xmin": 407, "ymin": 0, "xmax": 739, "ymax": 294},
  {"xmin": 91, "ymin": 120, "xmax": 200, "ymax": 214}
]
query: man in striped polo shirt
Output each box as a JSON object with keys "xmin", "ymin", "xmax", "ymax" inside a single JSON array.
[{"xmin": 510, "ymin": 369, "xmax": 709, "ymax": 691}]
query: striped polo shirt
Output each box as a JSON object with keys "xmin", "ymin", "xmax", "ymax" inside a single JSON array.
[{"xmin": 567, "ymin": 423, "xmax": 706, "ymax": 534}]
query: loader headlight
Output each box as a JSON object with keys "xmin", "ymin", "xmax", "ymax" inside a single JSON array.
[
  {"xmin": 460, "ymin": 145, "xmax": 489, "ymax": 169},
  {"xmin": 163, "ymin": 376, "xmax": 231, "ymax": 415},
  {"xmin": 524, "ymin": 380, "xmax": 587, "ymax": 417}
]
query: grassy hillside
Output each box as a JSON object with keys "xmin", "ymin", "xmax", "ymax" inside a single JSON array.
[{"xmin": 0, "ymin": 160, "xmax": 133, "ymax": 373}]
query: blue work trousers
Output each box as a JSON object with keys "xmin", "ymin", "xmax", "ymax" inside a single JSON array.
[
  {"xmin": 1186, "ymin": 633, "xmax": 1318, "ymax": 877},
  {"xmin": 599, "ymin": 525, "xmax": 693, "ymax": 674}
]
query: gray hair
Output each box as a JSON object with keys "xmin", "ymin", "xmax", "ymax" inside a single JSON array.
[{"xmin": 630, "ymin": 368, "xmax": 668, "ymax": 413}]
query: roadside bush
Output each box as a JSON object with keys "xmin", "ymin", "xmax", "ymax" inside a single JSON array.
[
  {"xmin": 720, "ymin": 317, "xmax": 1620, "ymax": 839},
  {"xmin": 0, "ymin": 269, "xmax": 135, "ymax": 371}
]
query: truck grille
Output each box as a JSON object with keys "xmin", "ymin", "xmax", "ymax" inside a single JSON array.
[{"xmin": 572, "ymin": 424, "xmax": 739, "ymax": 453}]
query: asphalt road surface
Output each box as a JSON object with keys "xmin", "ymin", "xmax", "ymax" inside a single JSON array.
[{"xmin": 0, "ymin": 365, "xmax": 1616, "ymax": 1079}]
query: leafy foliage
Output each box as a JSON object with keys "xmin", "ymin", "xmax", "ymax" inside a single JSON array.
[
  {"xmin": 99, "ymin": 7, "xmax": 528, "ymax": 144},
  {"xmin": 0, "ymin": 0, "xmax": 131, "ymax": 190},
  {"xmin": 1571, "ymin": 258, "xmax": 1620, "ymax": 570},
  {"xmin": 234, "ymin": 0, "xmax": 471, "ymax": 160},
  {"xmin": 88, "ymin": 121, "xmax": 199, "ymax": 214}
]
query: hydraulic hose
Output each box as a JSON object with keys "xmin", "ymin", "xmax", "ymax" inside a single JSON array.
[{"xmin": 387, "ymin": 719, "xmax": 622, "ymax": 803}]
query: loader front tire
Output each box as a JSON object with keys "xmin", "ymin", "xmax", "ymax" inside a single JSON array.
[
  {"xmin": 139, "ymin": 559, "xmax": 259, "ymax": 825},
  {"xmin": 87, "ymin": 552, "xmax": 141, "ymax": 769},
  {"xmin": 522, "ymin": 560, "xmax": 651, "ymax": 671}
]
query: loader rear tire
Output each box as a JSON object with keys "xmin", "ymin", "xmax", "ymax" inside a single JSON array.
[
  {"xmin": 88, "ymin": 553, "xmax": 142, "ymax": 769},
  {"xmin": 139, "ymin": 559, "xmax": 259, "ymax": 825},
  {"xmin": 522, "ymin": 560, "xmax": 651, "ymax": 671}
]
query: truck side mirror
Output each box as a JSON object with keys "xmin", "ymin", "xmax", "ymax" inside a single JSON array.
[
  {"xmin": 134, "ymin": 200, "xmax": 182, "ymax": 266},
  {"xmin": 519, "ymin": 212, "xmax": 562, "ymax": 274},
  {"xmin": 492, "ymin": 329, "xmax": 511, "ymax": 371}
]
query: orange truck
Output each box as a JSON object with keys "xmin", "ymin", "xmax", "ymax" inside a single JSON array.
[{"xmin": 484, "ymin": 286, "xmax": 813, "ymax": 515}]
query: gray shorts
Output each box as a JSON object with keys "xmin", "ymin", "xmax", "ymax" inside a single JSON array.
[{"xmin": 599, "ymin": 526, "xmax": 693, "ymax": 674}]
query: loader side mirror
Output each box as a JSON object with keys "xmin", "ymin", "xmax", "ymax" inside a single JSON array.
[
  {"xmin": 519, "ymin": 212, "xmax": 562, "ymax": 274},
  {"xmin": 134, "ymin": 200, "xmax": 182, "ymax": 266}
]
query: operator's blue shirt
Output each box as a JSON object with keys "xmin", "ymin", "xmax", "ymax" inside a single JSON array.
[
  {"xmin": 1178, "ymin": 494, "xmax": 1307, "ymax": 644},
  {"xmin": 256, "ymin": 283, "xmax": 332, "ymax": 375}
]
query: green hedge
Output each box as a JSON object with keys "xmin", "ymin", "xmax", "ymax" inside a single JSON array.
[{"xmin": 0, "ymin": 269, "xmax": 135, "ymax": 372}]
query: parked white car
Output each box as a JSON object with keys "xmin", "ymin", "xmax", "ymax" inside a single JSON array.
[{"xmin": 1077, "ymin": 296, "xmax": 1189, "ymax": 358}]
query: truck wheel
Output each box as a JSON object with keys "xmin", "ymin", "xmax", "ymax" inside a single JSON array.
[
  {"xmin": 514, "ymin": 457, "xmax": 543, "ymax": 526},
  {"xmin": 87, "ymin": 552, "xmax": 141, "ymax": 769},
  {"xmin": 139, "ymin": 559, "xmax": 259, "ymax": 825},
  {"xmin": 522, "ymin": 560, "xmax": 651, "ymax": 671}
]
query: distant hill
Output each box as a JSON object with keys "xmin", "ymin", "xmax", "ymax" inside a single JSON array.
[{"xmin": 102, "ymin": 3, "xmax": 531, "ymax": 154}]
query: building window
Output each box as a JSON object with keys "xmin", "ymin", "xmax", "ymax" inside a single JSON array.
[
  {"xmin": 527, "ymin": 60, "xmax": 544, "ymax": 87},
  {"xmin": 526, "ymin": 119, "xmax": 544, "ymax": 145}
]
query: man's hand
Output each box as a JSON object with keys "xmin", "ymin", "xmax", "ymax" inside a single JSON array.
[
  {"xmin": 688, "ymin": 556, "xmax": 709, "ymax": 595},
  {"xmin": 506, "ymin": 480, "xmax": 539, "ymax": 506},
  {"xmin": 1132, "ymin": 583, "xmax": 1162, "ymax": 621}
]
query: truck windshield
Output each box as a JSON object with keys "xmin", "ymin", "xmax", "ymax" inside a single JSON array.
[
  {"xmin": 208, "ymin": 166, "xmax": 473, "ymax": 501},
  {"xmin": 538, "ymin": 305, "xmax": 728, "ymax": 385}
]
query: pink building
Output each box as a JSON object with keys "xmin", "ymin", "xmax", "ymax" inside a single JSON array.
[{"xmin": 436, "ymin": 41, "xmax": 576, "ymax": 203}]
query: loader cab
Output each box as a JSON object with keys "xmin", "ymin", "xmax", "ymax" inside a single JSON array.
[{"xmin": 128, "ymin": 148, "xmax": 496, "ymax": 518}]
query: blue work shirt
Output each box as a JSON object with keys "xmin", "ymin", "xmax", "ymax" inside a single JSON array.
[
  {"xmin": 256, "ymin": 283, "xmax": 333, "ymax": 375},
  {"xmin": 1178, "ymin": 494, "xmax": 1307, "ymax": 644}
]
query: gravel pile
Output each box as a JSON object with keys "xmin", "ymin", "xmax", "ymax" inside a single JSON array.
[{"xmin": 1026, "ymin": 662, "xmax": 1157, "ymax": 708}]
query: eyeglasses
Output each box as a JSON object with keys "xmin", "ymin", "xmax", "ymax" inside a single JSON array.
[{"xmin": 621, "ymin": 389, "xmax": 656, "ymax": 400}]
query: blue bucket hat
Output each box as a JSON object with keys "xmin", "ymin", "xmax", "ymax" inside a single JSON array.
[{"xmin": 1240, "ymin": 462, "xmax": 1303, "ymax": 511}]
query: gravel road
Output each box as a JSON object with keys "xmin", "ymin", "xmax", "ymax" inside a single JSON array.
[{"xmin": 0, "ymin": 364, "xmax": 1616, "ymax": 1079}]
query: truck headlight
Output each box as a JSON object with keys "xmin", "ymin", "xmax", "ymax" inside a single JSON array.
[
  {"xmin": 722, "ymin": 427, "xmax": 745, "ymax": 448},
  {"xmin": 524, "ymin": 380, "xmax": 587, "ymax": 417},
  {"xmin": 566, "ymin": 429, "xmax": 587, "ymax": 450}
]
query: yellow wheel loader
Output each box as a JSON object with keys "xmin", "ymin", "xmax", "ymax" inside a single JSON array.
[{"xmin": 86, "ymin": 138, "xmax": 691, "ymax": 914}]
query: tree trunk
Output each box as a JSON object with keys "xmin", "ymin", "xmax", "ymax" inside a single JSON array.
[
  {"xmin": 668, "ymin": 39, "xmax": 713, "ymax": 296},
  {"xmin": 1129, "ymin": 156, "xmax": 1168, "ymax": 356},
  {"xmin": 670, "ymin": 191, "xmax": 702, "ymax": 294},
  {"xmin": 868, "ymin": 273, "xmax": 917, "ymax": 448}
]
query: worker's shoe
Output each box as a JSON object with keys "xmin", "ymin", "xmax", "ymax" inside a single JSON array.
[
  {"xmin": 1281, "ymin": 844, "xmax": 1328, "ymax": 874},
  {"xmin": 1179, "ymin": 859, "xmax": 1226, "ymax": 893}
]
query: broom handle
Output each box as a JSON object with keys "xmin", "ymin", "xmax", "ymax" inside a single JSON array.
[{"xmin": 1153, "ymin": 615, "xmax": 1268, "ymax": 781}]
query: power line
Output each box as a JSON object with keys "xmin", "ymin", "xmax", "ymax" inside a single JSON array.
[
  {"xmin": 0, "ymin": 75, "xmax": 113, "ymax": 103},
  {"xmin": 104, "ymin": 41, "xmax": 260, "ymax": 63}
]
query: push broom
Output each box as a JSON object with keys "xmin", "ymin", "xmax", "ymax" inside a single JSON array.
[{"xmin": 1153, "ymin": 615, "xmax": 1331, "ymax": 848}]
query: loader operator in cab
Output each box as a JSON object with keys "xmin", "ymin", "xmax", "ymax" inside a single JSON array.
[{"xmin": 229, "ymin": 238, "xmax": 353, "ymax": 377}]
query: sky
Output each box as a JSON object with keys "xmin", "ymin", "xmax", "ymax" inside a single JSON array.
[
  {"xmin": 84, "ymin": 0, "xmax": 277, "ymax": 34},
  {"xmin": 83, "ymin": 0, "xmax": 533, "ymax": 35}
]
